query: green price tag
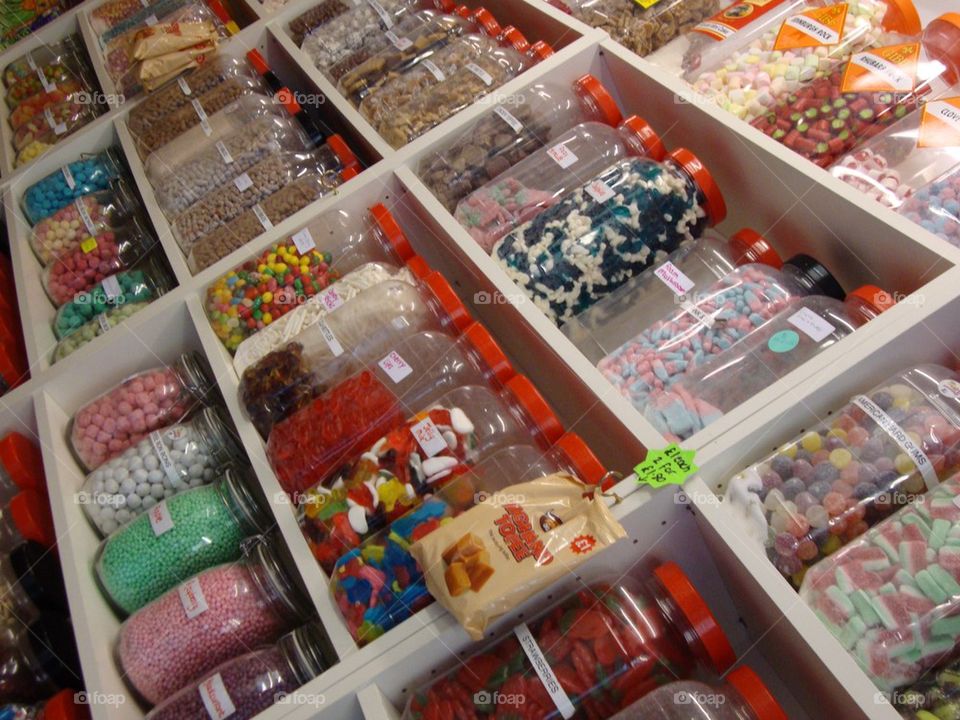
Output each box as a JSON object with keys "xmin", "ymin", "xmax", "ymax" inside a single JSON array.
[{"xmin": 634, "ymin": 444, "xmax": 698, "ymax": 489}]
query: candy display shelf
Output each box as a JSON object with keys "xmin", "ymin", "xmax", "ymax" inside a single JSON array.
[{"xmin": 3, "ymin": 0, "xmax": 960, "ymax": 717}]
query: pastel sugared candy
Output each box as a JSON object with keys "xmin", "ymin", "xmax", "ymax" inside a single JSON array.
[
  {"xmin": 21, "ymin": 149, "xmax": 123, "ymax": 224},
  {"xmin": 900, "ymin": 168, "xmax": 960, "ymax": 248}
]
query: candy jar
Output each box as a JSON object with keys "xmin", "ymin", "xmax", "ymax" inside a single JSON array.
[
  {"xmin": 689, "ymin": 0, "xmax": 921, "ymax": 122},
  {"xmin": 0, "ymin": 553, "xmax": 39, "ymax": 632},
  {"xmin": 0, "ymin": 431, "xmax": 44, "ymax": 498},
  {"xmin": 597, "ymin": 253, "xmax": 843, "ymax": 412},
  {"xmin": 144, "ymin": 622, "xmax": 334, "ymax": 720},
  {"xmin": 644, "ymin": 285, "xmax": 894, "ymax": 441},
  {"xmin": 80, "ymin": 406, "xmax": 241, "ymax": 535},
  {"xmin": 900, "ymin": 159, "xmax": 960, "ymax": 248},
  {"xmin": 6, "ymin": 542, "xmax": 68, "ymax": 614},
  {"xmin": 752, "ymin": 13, "xmax": 960, "ymax": 167},
  {"xmin": 725, "ymin": 362, "xmax": 960, "ymax": 588},
  {"xmin": 493, "ymin": 147, "xmax": 726, "ymax": 325},
  {"xmin": 69, "ymin": 352, "xmax": 215, "ymax": 471},
  {"xmin": 238, "ymin": 272, "xmax": 471, "ymax": 438},
  {"xmin": 456, "ymin": 116, "xmax": 665, "ymax": 251},
  {"xmin": 94, "ymin": 468, "xmax": 269, "ymax": 615},
  {"xmin": 21, "ymin": 149, "xmax": 124, "ymax": 225},
  {"xmin": 3, "ymin": 38, "xmax": 82, "ymax": 88},
  {"xmin": 401, "ymin": 562, "xmax": 736, "ymax": 719},
  {"xmin": 564, "ymin": 228, "xmax": 782, "ymax": 363},
  {"xmin": 0, "ymin": 613, "xmax": 81, "ymax": 704},
  {"xmin": 117, "ymin": 535, "xmax": 311, "ymax": 704},
  {"xmin": 894, "ymin": 655, "xmax": 960, "ymax": 718},
  {"xmin": 287, "ymin": 0, "xmax": 353, "ymax": 45},
  {"xmin": 50, "ymin": 301, "xmax": 152, "ymax": 364},
  {"xmin": 0, "ymin": 688, "xmax": 87, "ymax": 720},
  {"xmin": 295, "ymin": 371, "xmax": 562, "ymax": 571},
  {"xmin": 0, "ymin": 491, "xmax": 54, "ymax": 553},
  {"xmin": 330, "ymin": 432, "xmax": 604, "ymax": 642}
]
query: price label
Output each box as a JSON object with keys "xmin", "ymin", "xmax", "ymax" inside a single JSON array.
[
  {"xmin": 80, "ymin": 237, "xmax": 98, "ymax": 254},
  {"xmin": 215, "ymin": 140, "xmax": 233, "ymax": 164},
  {"xmin": 317, "ymin": 320, "xmax": 343, "ymax": 356},
  {"xmin": 177, "ymin": 76, "xmax": 192, "ymax": 95},
  {"xmin": 546, "ymin": 142, "xmax": 578, "ymax": 169},
  {"xmin": 37, "ymin": 67, "xmax": 54, "ymax": 94},
  {"xmin": 290, "ymin": 227, "xmax": 316, "ymax": 254},
  {"xmin": 422, "ymin": 59, "xmax": 445, "ymax": 82},
  {"xmin": 149, "ymin": 430, "xmax": 181, "ymax": 485},
  {"xmin": 367, "ymin": 0, "xmax": 393, "ymax": 28},
  {"xmin": 144, "ymin": 13, "xmax": 158, "ymax": 25},
  {"xmin": 378, "ymin": 350, "xmax": 413, "ymax": 383},
  {"xmin": 148, "ymin": 501, "xmax": 174, "ymax": 536},
  {"xmin": 654, "ymin": 261, "xmax": 696, "ymax": 296},
  {"xmin": 634, "ymin": 444, "xmax": 698, "ymax": 489},
  {"xmin": 96, "ymin": 313, "xmax": 111, "ymax": 333},
  {"xmin": 75, "ymin": 197, "xmax": 97, "ymax": 236},
  {"xmin": 198, "ymin": 674, "xmax": 236, "ymax": 720},
  {"xmin": 101, "ymin": 274, "xmax": 121, "ymax": 300},
  {"xmin": 252, "ymin": 204, "xmax": 273, "ymax": 230},
  {"xmin": 178, "ymin": 577, "xmax": 209, "ymax": 619},
  {"xmin": 191, "ymin": 99, "xmax": 212, "ymax": 135},
  {"xmin": 585, "ymin": 179, "xmax": 615, "ymax": 203},
  {"xmin": 386, "ymin": 30, "xmax": 412, "ymax": 50},
  {"xmin": 61, "ymin": 164, "xmax": 76, "ymax": 189},
  {"xmin": 411, "ymin": 417, "xmax": 447, "ymax": 457},
  {"xmin": 316, "ymin": 286, "xmax": 342, "ymax": 312},
  {"xmin": 233, "ymin": 172, "xmax": 253, "ymax": 192},
  {"xmin": 787, "ymin": 307, "xmax": 836, "ymax": 342},
  {"xmin": 493, "ymin": 105, "xmax": 524, "ymax": 134},
  {"xmin": 465, "ymin": 62, "xmax": 493, "ymax": 86}
]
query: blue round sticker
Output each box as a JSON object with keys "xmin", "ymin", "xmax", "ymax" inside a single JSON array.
[{"xmin": 768, "ymin": 330, "xmax": 800, "ymax": 353}]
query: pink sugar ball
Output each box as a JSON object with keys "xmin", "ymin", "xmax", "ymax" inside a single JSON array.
[
  {"xmin": 143, "ymin": 402, "xmax": 159, "ymax": 415},
  {"xmin": 108, "ymin": 438, "xmax": 125, "ymax": 451},
  {"xmin": 84, "ymin": 425, "xmax": 99, "ymax": 440},
  {"xmin": 103, "ymin": 418, "xmax": 117, "ymax": 433},
  {"xmin": 116, "ymin": 417, "xmax": 130, "ymax": 433},
  {"xmin": 142, "ymin": 375, "xmax": 156, "ymax": 392},
  {"xmin": 130, "ymin": 381, "xmax": 145, "ymax": 394},
  {"xmin": 145, "ymin": 414, "xmax": 158, "ymax": 429},
  {"xmin": 117, "ymin": 401, "xmax": 133, "ymax": 415},
  {"xmin": 135, "ymin": 392, "xmax": 150, "ymax": 407}
]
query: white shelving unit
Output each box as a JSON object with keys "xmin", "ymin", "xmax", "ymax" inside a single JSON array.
[{"xmin": 3, "ymin": 0, "xmax": 960, "ymax": 718}]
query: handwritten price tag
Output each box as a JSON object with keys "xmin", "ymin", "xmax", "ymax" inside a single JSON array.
[
  {"xmin": 634, "ymin": 444, "xmax": 698, "ymax": 489},
  {"xmin": 378, "ymin": 350, "xmax": 413, "ymax": 383},
  {"xmin": 411, "ymin": 417, "xmax": 446, "ymax": 457}
]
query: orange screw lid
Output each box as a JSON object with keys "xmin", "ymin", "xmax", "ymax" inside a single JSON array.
[
  {"xmin": 340, "ymin": 166, "xmax": 359, "ymax": 182},
  {"xmin": 501, "ymin": 26, "xmax": 530, "ymax": 53},
  {"xmin": 10, "ymin": 490, "xmax": 54, "ymax": 547},
  {"xmin": 620, "ymin": 115, "xmax": 666, "ymax": 162},
  {"xmin": 728, "ymin": 228, "xmax": 782, "ymax": 269},
  {"xmin": 471, "ymin": 7, "xmax": 501, "ymax": 37},
  {"xmin": 726, "ymin": 667, "xmax": 787, "ymax": 720},
  {"xmin": 847, "ymin": 284, "xmax": 896, "ymax": 315},
  {"xmin": 880, "ymin": 0, "xmax": 921, "ymax": 36},
  {"xmin": 669, "ymin": 148, "xmax": 727, "ymax": 226},
  {"xmin": 423, "ymin": 272, "xmax": 472, "ymax": 332},
  {"xmin": 923, "ymin": 13, "xmax": 960, "ymax": 85},
  {"xmin": 0, "ymin": 432, "xmax": 42, "ymax": 491},
  {"xmin": 276, "ymin": 87, "xmax": 301, "ymax": 116},
  {"xmin": 43, "ymin": 689, "xmax": 91, "ymax": 720},
  {"xmin": 529, "ymin": 41, "xmax": 555, "ymax": 61},
  {"xmin": 454, "ymin": 4, "xmax": 472, "ymax": 19},
  {"xmin": 554, "ymin": 432, "xmax": 605, "ymax": 485},
  {"xmin": 433, "ymin": 0, "xmax": 455, "ymax": 11},
  {"xmin": 405, "ymin": 255, "xmax": 432, "ymax": 280},
  {"xmin": 326, "ymin": 134, "xmax": 359, "ymax": 170},
  {"xmin": 573, "ymin": 74, "xmax": 622, "ymax": 127},
  {"xmin": 370, "ymin": 203, "xmax": 414, "ymax": 261},
  {"xmin": 462, "ymin": 322, "xmax": 514, "ymax": 384},
  {"xmin": 504, "ymin": 375, "xmax": 564, "ymax": 445},
  {"xmin": 0, "ymin": 345, "xmax": 21, "ymax": 393},
  {"xmin": 246, "ymin": 49, "xmax": 270, "ymax": 76}
]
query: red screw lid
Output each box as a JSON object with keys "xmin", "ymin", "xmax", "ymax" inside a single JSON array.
[
  {"xmin": 471, "ymin": 7, "xmax": 501, "ymax": 37},
  {"xmin": 620, "ymin": 115, "xmax": 666, "ymax": 162},
  {"xmin": 454, "ymin": 4, "xmax": 472, "ymax": 19},
  {"xmin": 370, "ymin": 203, "xmax": 414, "ymax": 261},
  {"xmin": 528, "ymin": 41, "xmax": 555, "ymax": 61},
  {"xmin": 728, "ymin": 228, "xmax": 782, "ymax": 269},
  {"xmin": 0, "ymin": 345, "xmax": 21, "ymax": 393},
  {"xmin": 10, "ymin": 490, "xmax": 54, "ymax": 547},
  {"xmin": 0, "ymin": 432, "xmax": 43, "ymax": 491},
  {"xmin": 553, "ymin": 432, "xmax": 605, "ymax": 485},
  {"xmin": 462, "ymin": 322, "xmax": 514, "ymax": 384},
  {"xmin": 726, "ymin": 667, "xmax": 787, "ymax": 720},
  {"xmin": 573, "ymin": 74, "xmax": 622, "ymax": 127},
  {"xmin": 43, "ymin": 689, "xmax": 91, "ymax": 720},
  {"xmin": 433, "ymin": 0, "xmax": 455, "ymax": 11},
  {"xmin": 405, "ymin": 255, "xmax": 432, "ymax": 280},
  {"xmin": 501, "ymin": 26, "xmax": 530, "ymax": 53},
  {"xmin": 276, "ymin": 87, "xmax": 301, "ymax": 116},
  {"xmin": 847, "ymin": 284, "xmax": 896, "ymax": 317},
  {"xmin": 881, "ymin": 0, "xmax": 921, "ymax": 36},
  {"xmin": 504, "ymin": 375, "xmax": 563, "ymax": 445},
  {"xmin": 653, "ymin": 561, "xmax": 736, "ymax": 674},
  {"xmin": 340, "ymin": 166, "xmax": 359, "ymax": 182},
  {"xmin": 325, "ymin": 134, "xmax": 359, "ymax": 170},
  {"xmin": 668, "ymin": 148, "xmax": 727, "ymax": 226},
  {"xmin": 423, "ymin": 272, "xmax": 472, "ymax": 332},
  {"xmin": 246, "ymin": 49, "xmax": 270, "ymax": 76}
]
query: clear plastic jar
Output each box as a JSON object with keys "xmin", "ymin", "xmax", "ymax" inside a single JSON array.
[
  {"xmin": 401, "ymin": 563, "xmax": 736, "ymax": 719},
  {"xmin": 80, "ymin": 406, "xmax": 241, "ymax": 536},
  {"xmin": 418, "ymin": 74, "xmax": 623, "ymax": 212},
  {"xmin": 646, "ymin": 286, "xmax": 893, "ymax": 440},
  {"xmin": 94, "ymin": 468, "xmax": 268, "ymax": 615},
  {"xmin": 6, "ymin": 541, "xmax": 69, "ymax": 616},
  {"xmin": 21, "ymin": 148, "xmax": 124, "ymax": 225},
  {"xmin": 895, "ymin": 655, "xmax": 960, "ymax": 718},
  {"xmin": 457, "ymin": 116, "xmax": 666, "ymax": 251},
  {"xmin": 493, "ymin": 148, "xmax": 726, "ymax": 325},
  {"xmin": 3, "ymin": 37, "xmax": 82, "ymax": 88},
  {"xmin": 300, "ymin": 0, "xmax": 419, "ymax": 70},
  {"xmin": 238, "ymin": 272, "xmax": 471, "ymax": 439},
  {"xmin": 288, "ymin": 0, "xmax": 354, "ymax": 46},
  {"xmin": 69, "ymin": 352, "xmax": 215, "ymax": 471},
  {"xmin": 596, "ymin": 254, "xmax": 844, "ymax": 411},
  {"xmin": 0, "ymin": 614, "xmax": 81, "ymax": 703},
  {"xmin": 899, "ymin": 156, "xmax": 960, "ymax": 248},
  {"xmin": 117, "ymin": 536, "xmax": 310, "ymax": 704},
  {"xmin": 0, "ymin": 431, "xmax": 44, "ymax": 497},
  {"xmin": 50, "ymin": 301, "xmax": 152, "ymax": 363},
  {"xmin": 726, "ymin": 362, "xmax": 960, "ymax": 587},
  {"xmin": 5, "ymin": 50, "xmax": 86, "ymax": 110},
  {"xmin": 144, "ymin": 622, "xmax": 333, "ymax": 720},
  {"xmin": 0, "ymin": 553, "xmax": 40, "ymax": 631},
  {"xmin": 0, "ymin": 687, "xmax": 85, "ymax": 720},
  {"xmin": 0, "ymin": 491, "xmax": 53, "ymax": 554},
  {"xmin": 330, "ymin": 432, "xmax": 603, "ymax": 642},
  {"xmin": 11, "ymin": 96, "xmax": 99, "ymax": 157},
  {"xmin": 8, "ymin": 76, "xmax": 91, "ymax": 132},
  {"xmin": 752, "ymin": 13, "xmax": 960, "ymax": 167}
]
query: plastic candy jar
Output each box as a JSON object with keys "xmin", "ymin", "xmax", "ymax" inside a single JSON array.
[
  {"xmin": 0, "ymin": 688, "xmax": 87, "ymax": 720},
  {"xmin": 3, "ymin": 37, "xmax": 82, "ymax": 87},
  {"xmin": 94, "ymin": 468, "xmax": 269, "ymax": 615},
  {"xmin": 69, "ymin": 352, "xmax": 215, "ymax": 471},
  {"xmin": 0, "ymin": 552, "xmax": 40, "ymax": 630},
  {"xmin": 117, "ymin": 536, "xmax": 311, "ymax": 704},
  {"xmin": 597, "ymin": 253, "xmax": 843, "ymax": 411},
  {"xmin": 401, "ymin": 562, "xmax": 736, "ymax": 719},
  {"xmin": 725, "ymin": 362, "xmax": 960, "ymax": 588},
  {"xmin": 895, "ymin": 655, "xmax": 960, "ymax": 718},
  {"xmin": 0, "ymin": 613, "xmax": 81, "ymax": 704},
  {"xmin": 331, "ymin": 432, "xmax": 603, "ymax": 643},
  {"xmin": 80, "ymin": 406, "xmax": 241, "ymax": 536},
  {"xmin": 144, "ymin": 622, "xmax": 334, "ymax": 720},
  {"xmin": 493, "ymin": 148, "xmax": 726, "ymax": 326},
  {"xmin": 456, "ymin": 116, "xmax": 665, "ymax": 251},
  {"xmin": 0, "ymin": 432, "xmax": 44, "ymax": 498},
  {"xmin": 21, "ymin": 149, "xmax": 124, "ymax": 225},
  {"xmin": 0, "ymin": 491, "xmax": 54, "ymax": 554},
  {"xmin": 644, "ymin": 285, "xmax": 894, "ymax": 441},
  {"xmin": 288, "ymin": 0, "xmax": 353, "ymax": 45},
  {"xmin": 50, "ymin": 302, "xmax": 152, "ymax": 364},
  {"xmin": 900, "ymin": 160, "xmax": 960, "ymax": 248}
]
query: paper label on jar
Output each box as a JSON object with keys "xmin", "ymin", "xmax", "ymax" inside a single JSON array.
[
  {"xmin": 149, "ymin": 429, "xmax": 181, "ymax": 485},
  {"xmin": 177, "ymin": 76, "xmax": 192, "ymax": 96},
  {"xmin": 317, "ymin": 319, "xmax": 343, "ymax": 356},
  {"xmin": 44, "ymin": 107, "xmax": 66, "ymax": 135},
  {"xmin": 386, "ymin": 30, "xmax": 412, "ymax": 50},
  {"xmin": 316, "ymin": 286, "xmax": 342, "ymax": 312},
  {"xmin": 101, "ymin": 274, "xmax": 122, "ymax": 300},
  {"xmin": 379, "ymin": 350, "xmax": 413, "ymax": 383},
  {"xmin": 37, "ymin": 67, "xmax": 55, "ymax": 94},
  {"xmin": 148, "ymin": 501, "xmax": 174, "ymax": 536},
  {"xmin": 514, "ymin": 622, "xmax": 576, "ymax": 719},
  {"xmin": 215, "ymin": 140, "xmax": 234, "ymax": 164},
  {"xmin": 786, "ymin": 307, "xmax": 836, "ymax": 342},
  {"xmin": 144, "ymin": 13, "xmax": 158, "ymax": 25},
  {"xmin": 654, "ymin": 261, "xmax": 696, "ymax": 296},
  {"xmin": 198, "ymin": 673, "xmax": 236, "ymax": 720},
  {"xmin": 680, "ymin": 300, "xmax": 714, "ymax": 328},
  {"xmin": 366, "ymin": 0, "xmax": 393, "ymax": 28},
  {"xmin": 584, "ymin": 179, "xmax": 615, "ymax": 203},
  {"xmin": 465, "ymin": 62, "xmax": 493, "ymax": 86},
  {"xmin": 411, "ymin": 417, "xmax": 447, "ymax": 458},
  {"xmin": 841, "ymin": 43, "xmax": 920, "ymax": 94},
  {"xmin": 852, "ymin": 394, "xmax": 938, "ymax": 490},
  {"xmin": 178, "ymin": 577, "xmax": 209, "ymax": 619},
  {"xmin": 493, "ymin": 105, "xmax": 524, "ymax": 134},
  {"xmin": 546, "ymin": 142, "xmax": 578, "ymax": 169},
  {"xmin": 233, "ymin": 172, "xmax": 253, "ymax": 192},
  {"xmin": 25, "ymin": 52, "xmax": 36, "ymax": 71},
  {"xmin": 75, "ymin": 197, "xmax": 97, "ymax": 236},
  {"xmin": 291, "ymin": 227, "xmax": 316, "ymax": 254},
  {"xmin": 774, "ymin": 4, "xmax": 846, "ymax": 50},
  {"xmin": 192, "ymin": 99, "xmax": 212, "ymax": 135},
  {"xmin": 421, "ymin": 59, "xmax": 445, "ymax": 82},
  {"xmin": 96, "ymin": 313, "xmax": 111, "ymax": 333},
  {"xmin": 918, "ymin": 98, "xmax": 960, "ymax": 149},
  {"xmin": 939, "ymin": 379, "xmax": 960, "ymax": 399},
  {"xmin": 61, "ymin": 164, "xmax": 76, "ymax": 189},
  {"xmin": 252, "ymin": 204, "xmax": 273, "ymax": 230},
  {"xmin": 693, "ymin": 0, "xmax": 790, "ymax": 41}
]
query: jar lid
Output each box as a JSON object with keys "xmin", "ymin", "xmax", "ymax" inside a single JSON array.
[
  {"xmin": 370, "ymin": 203, "xmax": 414, "ymax": 261},
  {"xmin": 423, "ymin": 272, "xmax": 472, "ymax": 332},
  {"xmin": 0, "ymin": 432, "xmax": 42, "ymax": 491},
  {"xmin": 176, "ymin": 352, "xmax": 216, "ymax": 403},
  {"xmin": 668, "ymin": 148, "xmax": 726, "ymax": 225},
  {"xmin": 454, "ymin": 4, "xmax": 471, "ymax": 19},
  {"xmin": 501, "ymin": 26, "xmax": 530, "ymax": 54},
  {"xmin": 620, "ymin": 115, "xmax": 666, "ymax": 162},
  {"xmin": 340, "ymin": 166, "xmax": 359, "ymax": 182},
  {"xmin": 207, "ymin": 0, "xmax": 240, "ymax": 34},
  {"xmin": 553, "ymin": 432, "xmax": 605, "ymax": 485},
  {"xmin": 726, "ymin": 667, "xmax": 787, "ymax": 720},
  {"xmin": 433, "ymin": 0, "xmax": 455, "ymax": 12},
  {"xmin": 405, "ymin": 255, "xmax": 432, "ymax": 280},
  {"xmin": 221, "ymin": 467, "xmax": 267, "ymax": 532},
  {"xmin": 246, "ymin": 49, "xmax": 270, "ymax": 76},
  {"xmin": 504, "ymin": 375, "xmax": 563, "ymax": 445},
  {"xmin": 573, "ymin": 74, "xmax": 622, "ymax": 127},
  {"xmin": 279, "ymin": 621, "xmax": 336, "ymax": 680},
  {"xmin": 10, "ymin": 490, "xmax": 54, "ymax": 547},
  {"xmin": 528, "ymin": 41, "xmax": 555, "ymax": 62},
  {"xmin": 42, "ymin": 689, "xmax": 90, "ymax": 720},
  {"xmin": 462, "ymin": 322, "xmax": 514, "ymax": 384},
  {"xmin": 244, "ymin": 534, "xmax": 310, "ymax": 618},
  {"xmin": 325, "ymin": 134, "xmax": 359, "ymax": 170},
  {"xmin": 653, "ymin": 561, "xmax": 736, "ymax": 673},
  {"xmin": 880, "ymin": 0, "xmax": 921, "ymax": 36},
  {"xmin": 847, "ymin": 284, "xmax": 896, "ymax": 316},
  {"xmin": 782, "ymin": 254, "xmax": 845, "ymax": 300},
  {"xmin": 923, "ymin": 14, "xmax": 960, "ymax": 85},
  {"xmin": 471, "ymin": 7, "xmax": 501, "ymax": 36},
  {"xmin": 197, "ymin": 406, "xmax": 242, "ymax": 464},
  {"xmin": 728, "ymin": 228, "xmax": 782, "ymax": 269},
  {"xmin": 277, "ymin": 86, "xmax": 301, "ymax": 116}
]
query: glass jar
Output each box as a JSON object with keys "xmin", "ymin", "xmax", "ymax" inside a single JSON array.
[
  {"xmin": 645, "ymin": 286, "xmax": 893, "ymax": 441},
  {"xmin": 596, "ymin": 253, "xmax": 843, "ymax": 411},
  {"xmin": 0, "ymin": 431, "xmax": 44, "ymax": 497},
  {"xmin": 80, "ymin": 406, "xmax": 241, "ymax": 535},
  {"xmin": 456, "ymin": 116, "xmax": 666, "ymax": 252},
  {"xmin": 239, "ymin": 271, "xmax": 471, "ymax": 438},
  {"xmin": 331, "ymin": 432, "xmax": 604, "ymax": 643},
  {"xmin": 401, "ymin": 563, "xmax": 736, "ymax": 719},
  {"xmin": 493, "ymin": 148, "xmax": 726, "ymax": 325},
  {"xmin": 94, "ymin": 468, "xmax": 268, "ymax": 615},
  {"xmin": 899, "ymin": 156, "xmax": 960, "ymax": 248},
  {"xmin": 21, "ymin": 148, "xmax": 124, "ymax": 225},
  {"xmin": 0, "ymin": 614, "xmax": 81, "ymax": 704},
  {"xmin": 0, "ymin": 491, "xmax": 53, "ymax": 553},
  {"xmin": 117, "ymin": 535, "xmax": 310, "ymax": 704},
  {"xmin": 69, "ymin": 352, "xmax": 215, "ymax": 472},
  {"xmin": 144, "ymin": 622, "xmax": 334, "ymax": 720},
  {"xmin": 50, "ymin": 301, "xmax": 153, "ymax": 364},
  {"xmin": 726, "ymin": 362, "xmax": 960, "ymax": 587}
]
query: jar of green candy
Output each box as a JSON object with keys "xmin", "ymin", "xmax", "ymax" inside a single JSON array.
[{"xmin": 50, "ymin": 301, "xmax": 151, "ymax": 363}]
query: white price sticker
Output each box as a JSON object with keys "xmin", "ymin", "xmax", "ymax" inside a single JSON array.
[
  {"xmin": 585, "ymin": 179, "xmax": 615, "ymax": 203},
  {"xmin": 61, "ymin": 164, "xmax": 76, "ymax": 189},
  {"xmin": 654, "ymin": 261, "xmax": 696, "ymax": 296},
  {"xmin": 316, "ymin": 286, "xmax": 342, "ymax": 312},
  {"xmin": 787, "ymin": 307, "xmax": 836, "ymax": 342},
  {"xmin": 198, "ymin": 674, "xmax": 236, "ymax": 720},
  {"xmin": 252, "ymin": 204, "xmax": 273, "ymax": 230},
  {"xmin": 37, "ymin": 67, "xmax": 54, "ymax": 94},
  {"xmin": 546, "ymin": 142, "xmax": 578, "ymax": 169},
  {"xmin": 386, "ymin": 30, "xmax": 412, "ymax": 50},
  {"xmin": 96, "ymin": 313, "xmax": 111, "ymax": 333},
  {"xmin": 421, "ymin": 59, "xmax": 445, "ymax": 82},
  {"xmin": 149, "ymin": 430, "xmax": 181, "ymax": 486},
  {"xmin": 515, "ymin": 623, "xmax": 576, "ymax": 719},
  {"xmin": 101, "ymin": 274, "xmax": 122, "ymax": 300},
  {"xmin": 26, "ymin": 52, "xmax": 36, "ymax": 71},
  {"xmin": 465, "ymin": 62, "xmax": 493, "ymax": 86},
  {"xmin": 43, "ymin": 107, "xmax": 66, "ymax": 134},
  {"xmin": 191, "ymin": 99, "xmax": 212, "ymax": 135},
  {"xmin": 411, "ymin": 417, "xmax": 447, "ymax": 457},
  {"xmin": 177, "ymin": 76, "xmax": 192, "ymax": 95},
  {"xmin": 680, "ymin": 300, "xmax": 714, "ymax": 328},
  {"xmin": 366, "ymin": 0, "xmax": 393, "ymax": 27},
  {"xmin": 233, "ymin": 172, "xmax": 253, "ymax": 192},
  {"xmin": 215, "ymin": 141, "xmax": 233, "ymax": 164},
  {"xmin": 493, "ymin": 105, "xmax": 524, "ymax": 134},
  {"xmin": 317, "ymin": 320, "xmax": 343, "ymax": 356},
  {"xmin": 378, "ymin": 350, "xmax": 413, "ymax": 383},
  {"xmin": 853, "ymin": 395, "xmax": 937, "ymax": 490},
  {"xmin": 290, "ymin": 228, "xmax": 316, "ymax": 254},
  {"xmin": 148, "ymin": 501, "xmax": 174, "ymax": 536},
  {"xmin": 178, "ymin": 577, "xmax": 209, "ymax": 619},
  {"xmin": 144, "ymin": 13, "xmax": 158, "ymax": 25},
  {"xmin": 75, "ymin": 197, "xmax": 97, "ymax": 236}
]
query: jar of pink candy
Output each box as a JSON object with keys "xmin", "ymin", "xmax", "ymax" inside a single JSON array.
[
  {"xmin": 726, "ymin": 363, "xmax": 960, "ymax": 589},
  {"xmin": 69, "ymin": 352, "xmax": 217, "ymax": 472}
]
